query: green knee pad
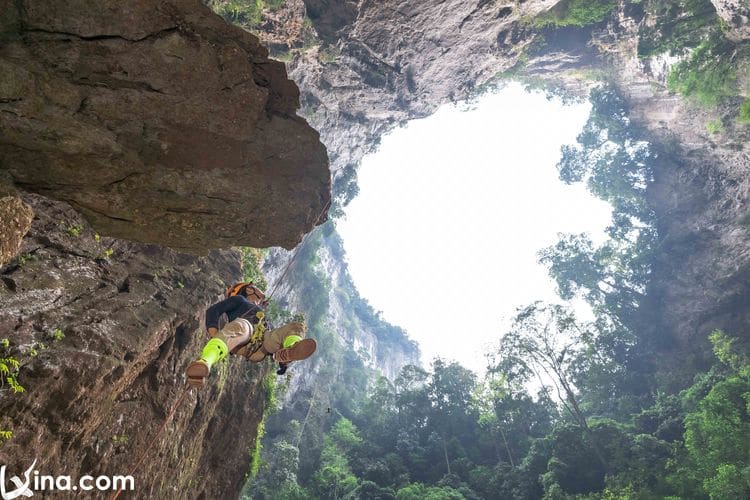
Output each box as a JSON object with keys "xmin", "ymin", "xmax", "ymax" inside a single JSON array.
[{"xmin": 200, "ymin": 338, "xmax": 229, "ymax": 368}]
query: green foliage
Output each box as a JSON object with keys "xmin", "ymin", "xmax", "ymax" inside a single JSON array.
[
  {"xmin": 667, "ymin": 33, "xmax": 737, "ymax": 106},
  {"xmin": 705, "ymin": 118, "xmax": 724, "ymax": 134},
  {"xmin": 250, "ymin": 371, "xmax": 280, "ymax": 482},
  {"xmin": 330, "ymin": 166, "xmax": 360, "ymax": 218},
  {"xmin": 637, "ymin": 0, "xmax": 719, "ymax": 57},
  {"xmin": 311, "ymin": 419, "xmax": 361, "ymax": 499},
  {"xmin": 739, "ymin": 98, "xmax": 750, "ymax": 123},
  {"xmin": 272, "ymin": 50, "xmax": 293, "ymax": 63},
  {"xmin": 543, "ymin": 85, "xmax": 657, "ymax": 356},
  {"xmin": 290, "ymin": 231, "xmax": 330, "ymax": 322},
  {"xmin": 1, "ymin": 339, "xmax": 24, "ymax": 394},
  {"xmin": 328, "ymin": 417, "xmax": 362, "ymax": 452},
  {"xmin": 18, "ymin": 252, "xmax": 39, "ymax": 268},
  {"xmin": 682, "ymin": 376, "xmax": 750, "ymax": 497},
  {"xmin": 0, "ymin": 430, "xmax": 12, "ymax": 445},
  {"xmin": 710, "ymin": 329, "xmax": 750, "ymax": 375},
  {"xmin": 702, "ymin": 464, "xmax": 750, "ymax": 500},
  {"xmin": 211, "ymin": 0, "xmax": 265, "ymax": 26},
  {"xmin": 28, "ymin": 342, "xmax": 47, "ymax": 357},
  {"xmin": 531, "ymin": 0, "xmax": 616, "ymax": 28},
  {"xmin": 253, "ymin": 326, "xmax": 743, "ymax": 500},
  {"xmin": 66, "ymin": 223, "xmax": 83, "ymax": 237},
  {"xmin": 250, "ymin": 409, "xmax": 268, "ymax": 480},
  {"xmin": 1, "ymin": 339, "xmax": 25, "ymax": 445},
  {"xmin": 264, "ymin": 297, "xmax": 304, "ymax": 325},
  {"xmin": 395, "ymin": 483, "xmax": 464, "ymax": 499},
  {"xmin": 557, "ymin": 86, "xmax": 654, "ymax": 220},
  {"xmin": 49, "ymin": 328, "xmax": 65, "ymax": 342},
  {"xmin": 243, "ymin": 439, "xmax": 307, "ymax": 499},
  {"xmin": 240, "ymin": 247, "xmax": 269, "ymax": 290},
  {"xmin": 112, "ymin": 435, "xmax": 129, "ymax": 446},
  {"xmin": 661, "ymin": 330, "xmax": 750, "ymax": 499},
  {"xmin": 264, "ymin": 370, "xmax": 280, "ymax": 414}
]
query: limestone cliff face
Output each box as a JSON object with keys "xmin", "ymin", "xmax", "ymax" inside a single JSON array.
[
  {"xmin": 590, "ymin": 4, "xmax": 750, "ymax": 372},
  {"xmin": 289, "ymin": 0, "xmax": 539, "ymax": 176},
  {"xmin": 263, "ymin": 227, "xmax": 420, "ymax": 401},
  {"xmin": 712, "ymin": 0, "xmax": 750, "ymax": 42},
  {"xmin": 318, "ymin": 241, "xmax": 419, "ymax": 381},
  {"xmin": 0, "ymin": 0, "xmax": 330, "ymax": 253},
  {"xmin": 0, "ymin": 194, "xmax": 270, "ymax": 498}
]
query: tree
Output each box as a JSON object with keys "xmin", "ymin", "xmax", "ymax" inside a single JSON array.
[
  {"xmin": 473, "ymin": 375, "xmax": 555, "ymax": 468},
  {"xmin": 427, "ymin": 359, "xmax": 479, "ymax": 477},
  {"xmin": 354, "ymin": 480, "xmax": 397, "ymax": 500},
  {"xmin": 395, "ymin": 483, "xmax": 464, "ymax": 500},
  {"xmin": 537, "ymin": 233, "xmax": 650, "ymax": 327},
  {"xmin": 666, "ymin": 330, "xmax": 750, "ymax": 499},
  {"xmin": 245, "ymin": 439, "xmax": 304, "ymax": 500},
  {"xmin": 557, "ymin": 85, "xmax": 654, "ymax": 223},
  {"xmin": 491, "ymin": 302, "xmax": 610, "ymax": 470},
  {"xmin": 310, "ymin": 418, "xmax": 362, "ymax": 499},
  {"xmin": 394, "ymin": 365, "xmax": 431, "ymax": 437},
  {"xmin": 547, "ymin": 84, "xmax": 657, "ymax": 335}
]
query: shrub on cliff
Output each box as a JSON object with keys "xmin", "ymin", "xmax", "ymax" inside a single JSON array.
[
  {"xmin": 532, "ymin": 0, "xmax": 616, "ymax": 28},
  {"xmin": 667, "ymin": 33, "xmax": 738, "ymax": 106}
]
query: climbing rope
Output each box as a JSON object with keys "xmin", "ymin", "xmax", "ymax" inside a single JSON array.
[
  {"xmin": 110, "ymin": 385, "xmax": 191, "ymax": 500},
  {"xmin": 266, "ymin": 199, "xmax": 331, "ymax": 299}
]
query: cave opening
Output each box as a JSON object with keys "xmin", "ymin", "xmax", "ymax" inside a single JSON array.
[{"xmin": 337, "ymin": 82, "xmax": 613, "ymax": 368}]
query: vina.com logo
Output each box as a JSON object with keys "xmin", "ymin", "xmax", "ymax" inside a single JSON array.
[{"xmin": 0, "ymin": 459, "xmax": 134, "ymax": 498}]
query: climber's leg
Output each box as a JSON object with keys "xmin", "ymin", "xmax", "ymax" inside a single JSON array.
[{"xmin": 186, "ymin": 319, "xmax": 252, "ymax": 387}]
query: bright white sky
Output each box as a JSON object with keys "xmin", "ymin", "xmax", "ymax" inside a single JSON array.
[{"xmin": 336, "ymin": 83, "xmax": 612, "ymax": 371}]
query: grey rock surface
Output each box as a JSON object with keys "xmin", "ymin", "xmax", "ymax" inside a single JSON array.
[{"xmin": 0, "ymin": 0, "xmax": 330, "ymax": 253}]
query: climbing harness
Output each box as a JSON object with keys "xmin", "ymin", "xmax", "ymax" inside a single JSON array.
[{"xmin": 234, "ymin": 311, "xmax": 267, "ymax": 359}]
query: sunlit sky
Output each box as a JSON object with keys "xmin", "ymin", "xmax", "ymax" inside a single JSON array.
[{"xmin": 336, "ymin": 83, "xmax": 612, "ymax": 371}]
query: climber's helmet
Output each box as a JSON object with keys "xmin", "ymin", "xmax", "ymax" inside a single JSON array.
[{"xmin": 244, "ymin": 284, "xmax": 266, "ymax": 305}]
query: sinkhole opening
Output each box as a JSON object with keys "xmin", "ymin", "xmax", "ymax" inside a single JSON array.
[{"xmin": 337, "ymin": 82, "xmax": 613, "ymax": 368}]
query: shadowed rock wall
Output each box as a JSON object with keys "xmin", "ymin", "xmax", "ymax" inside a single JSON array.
[{"xmin": 0, "ymin": 194, "xmax": 269, "ymax": 498}]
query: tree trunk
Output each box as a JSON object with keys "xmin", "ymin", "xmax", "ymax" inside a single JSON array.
[
  {"xmin": 499, "ymin": 428, "xmax": 515, "ymax": 467},
  {"xmin": 442, "ymin": 435, "xmax": 451, "ymax": 475},
  {"xmin": 560, "ymin": 379, "xmax": 609, "ymax": 472}
]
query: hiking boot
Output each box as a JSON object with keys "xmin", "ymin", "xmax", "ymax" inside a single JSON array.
[
  {"xmin": 273, "ymin": 338, "xmax": 317, "ymax": 363},
  {"xmin": 185, "ymin": 338, "xmax": 229, "ymax": 388},
  {"xmin": 186, "ymin": 360, "xmax": 210, "ymax": 388}
]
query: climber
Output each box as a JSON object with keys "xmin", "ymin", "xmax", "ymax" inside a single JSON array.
[{"xmin": 185, "ymin": 283, "xmax": 316, "ymax": 388}]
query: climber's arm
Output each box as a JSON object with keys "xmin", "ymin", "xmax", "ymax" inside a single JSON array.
[{"xmin": 205, "ymin": 296, "xmax": 243, "ymax": 335}]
